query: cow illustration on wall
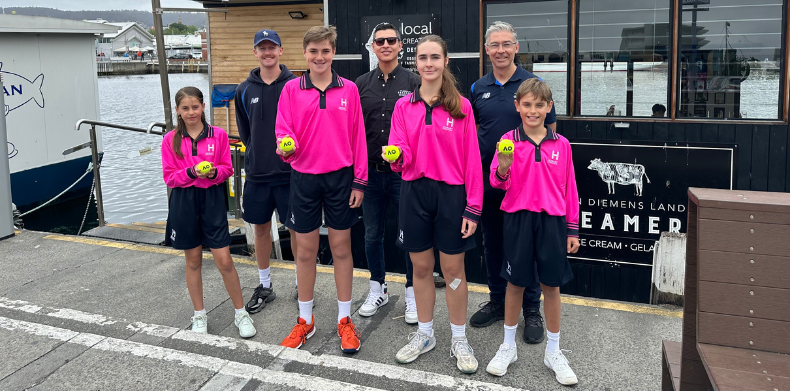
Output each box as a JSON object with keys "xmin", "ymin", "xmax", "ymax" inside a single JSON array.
[{"xmin": 587, "ymin": 158, "xmax": 651, "ymax": 196}]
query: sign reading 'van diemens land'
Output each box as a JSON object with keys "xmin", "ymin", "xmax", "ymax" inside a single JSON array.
[
  {"xmin": 361, "ymin": 14, "xmax": 441, "ymax": 73},
  {"xmin": 572, "ymin": 141, "xmax": 735, "ymax": 266}
]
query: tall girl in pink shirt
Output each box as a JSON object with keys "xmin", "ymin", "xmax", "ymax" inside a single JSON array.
[{"xmin": 385, "ymin": 35, "xmax": 483, "ymax": 374}]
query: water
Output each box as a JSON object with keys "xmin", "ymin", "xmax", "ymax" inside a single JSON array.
[{"xmin": 98, "ymin": 73, "xmax": 210, "ymax": 224}]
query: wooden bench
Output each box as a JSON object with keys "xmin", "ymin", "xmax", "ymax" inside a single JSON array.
[{"xmin": 662, "ymin": 188, "xmax": 790, "ymax": 391}]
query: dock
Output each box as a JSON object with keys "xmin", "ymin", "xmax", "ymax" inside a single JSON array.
[
  {"xmin": 0, "ymin": 229, "xmax": 682, "ymax": 390},
  {"xmin": 82, "ymin": 218, "xmax": 247, "ymax": 246}
]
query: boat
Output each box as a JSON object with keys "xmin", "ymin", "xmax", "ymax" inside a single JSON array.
[{"xmin": 0, "ymin": 15, "xmax": 118, "ymax": 212}]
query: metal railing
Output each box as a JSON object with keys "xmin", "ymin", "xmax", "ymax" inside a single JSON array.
[
  {"xmin": 72, "ymin": 119, "xmax": 168, "ymax": 227},
  {"xmin": 70, "ymin": 119, "xmax": 245, "ymax": 227}
]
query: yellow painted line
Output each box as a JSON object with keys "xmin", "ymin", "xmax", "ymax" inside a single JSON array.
[
  {"xmin": 43, "ymin": 234, "xmax": 682, "ymax": 318},
  {"xmin": 107, "ymin": 223, "xmax": 166, "ymax": 234},
  {"xmin": 132, "ymin": 222, "xmax": 168, "ymax": 229},
  {"xmin": 14, "ymin": 230, "xmax": 20, "ymax": 235}
]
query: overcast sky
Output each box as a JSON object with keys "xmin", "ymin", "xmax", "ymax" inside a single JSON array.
[{"xmin": 1, "ymin": 0, "xmax": 201, "ymax": 11}]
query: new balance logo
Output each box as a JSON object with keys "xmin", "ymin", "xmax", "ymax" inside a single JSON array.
[
  {"xmin": 251, "ymin": 97, "xmax": 259, "ymax": 104},
  {"xmin": 290, "ymin": 213, "xmax": 295, "ymax": 224},
  {"xmin": 170, "ymin": 229, "xmax": 176, "ymax": 242},
  {"xmin": 398, "ymin": 230, "xmax": 404, "ymax": 243},
  {"xmin": 482, "ymin": 92, "xmax": 491, "ymax": 99},
  {"xmin": 506, "ymin": 262, "xmax": 512, "ymax": 275}
]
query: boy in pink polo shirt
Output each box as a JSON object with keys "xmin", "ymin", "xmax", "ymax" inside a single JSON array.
[
  {"xmin": 275, "ymin": 26, "xmax": 367, "ymax": 354},
  {"xmin": 485, "ymin": 78, "xmax": 580, "ymax": 386}
]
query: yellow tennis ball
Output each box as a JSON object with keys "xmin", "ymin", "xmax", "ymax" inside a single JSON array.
[
  {"xmin": 498, "ymin": 139, "xmax": 514, "ymax": 155},
  {"xmin": 280, "ymin": 137, "xmax": 295, "ymax": 152},
  {"xmin": 384, "ymin": 145, "xmax": 401, "ymax": 161},
  {"xmin": 197, "ymin": 161, "xmax": 213, "ymax": 174}
]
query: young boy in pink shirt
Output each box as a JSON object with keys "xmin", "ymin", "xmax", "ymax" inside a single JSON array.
[
  {"xmin": 485, "ymin": 78, "xmax": 580, "ymax": 386},
  {"xmin": 275, "ymin": 26, "xmax": 367, "ymax": 354}
]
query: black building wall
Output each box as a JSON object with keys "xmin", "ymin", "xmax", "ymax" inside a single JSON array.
[{"xmin": 328, "ymin": 0, "xmax": 790, "ymax": 303}]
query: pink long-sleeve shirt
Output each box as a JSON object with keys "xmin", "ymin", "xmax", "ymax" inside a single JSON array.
[
  {"xmin": 161, "ymin": 123, "xmax": 234, "ymax": 188},
  {"xmin": 275, "ymin": 71, "xmax": 368, "ymax": 192},
  {"xmin": 490, "ymin": 125, "xmax": 580, "ymax": 237},
  {"xmin": 389, "ymin": 89, "xmax": 483, "ymax": 223}
]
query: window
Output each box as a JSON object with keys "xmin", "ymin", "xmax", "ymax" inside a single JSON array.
[
  {"xmin": 678, "ymin": 0, "xmax": 783, "ymax": 119},
  {"xmin": 485, "ymin": 0, "xmax": 570, "ymax": 115},
  {"xmin": 577, "ymin": 0, "xmax": 671, "ymax": 117}
]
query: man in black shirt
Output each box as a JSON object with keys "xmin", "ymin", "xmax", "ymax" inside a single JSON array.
[{"xmin": 355, "ymin": 23, "xmax": 419, "ymax": 323}]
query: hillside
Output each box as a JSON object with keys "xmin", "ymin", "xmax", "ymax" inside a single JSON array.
[{"xmin": 1, "ymin": 7, "xmax": 207, "ymax": 29}]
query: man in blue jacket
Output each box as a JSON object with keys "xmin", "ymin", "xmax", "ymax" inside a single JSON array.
[{"xmin": 235, "ymin": 29, "xmax": 298, "ymax": 313}]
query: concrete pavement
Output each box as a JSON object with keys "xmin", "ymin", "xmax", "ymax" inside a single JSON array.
[{"xmin": 0, "ymin": 230, "xmax": 682, "ymax": 390}]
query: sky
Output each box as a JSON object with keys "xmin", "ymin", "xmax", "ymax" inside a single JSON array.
[{"xmin": 1, "ymin": 0, "xmax": 201, "ymax": 11}]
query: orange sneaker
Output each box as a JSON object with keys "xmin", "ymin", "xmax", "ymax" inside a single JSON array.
[
  {"xmin": 280, "ymin": 316, "xmax": 315, "ymax": 349},
  {"xmin": 337, "ymin": 316, "xmax": 361, "ymax": 353}
]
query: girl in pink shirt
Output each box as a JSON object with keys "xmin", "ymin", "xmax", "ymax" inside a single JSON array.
[
  {"xmin": 385, "ymin": 35, "xmax": 483, "ymax": 373},
  {"xmin": 161, "ymin": 86, "xmax": 256, "ymax": 339}
]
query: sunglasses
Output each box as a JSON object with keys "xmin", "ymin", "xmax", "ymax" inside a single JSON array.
[{"xmin": 374, "ymin": 37, "xmax": 399, "ymax": 46}]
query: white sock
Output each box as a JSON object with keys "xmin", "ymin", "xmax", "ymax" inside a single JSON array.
[
  {"xmin": 546, "ymin": 330, "xmax": 560, "ymax": 353},
  {"xmin": 504, "ymin": 324, "xmax": 517, "ymax": 347},
  {"xmin": 337, "ymin": 300, "xmax": 352, "ymax": 323},
  {"xmin": 369, "ymin": 280, "xmax": 381, "ymax": 294},
  {"xmin": 418, "ymin": 320, "xmax": 433, "ymax": 337},
  {"xmin": 299, "ymin": 300, "xmax": 313, "ymax": 324},
  {"xmin": 450, "ymin": 322, "xmax": 466, "ymax": 339},
  {"xmin": 194, "ymin": 309, "xmax": 206, "ymax": 317},
  {"xmin": 235, "ymin": 307, "xmax": 245, "ymax": 316},
  {"xmin": 259, "ymin": 267, "xmax": 271, "ymax": 288},
  {"xmin": 405, "ymin": 286, "xmax": 415, "ymax": 300}
]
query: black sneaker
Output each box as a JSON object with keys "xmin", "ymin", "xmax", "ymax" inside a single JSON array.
[
  {"xmin": 245, "ymin": 283, "xmax": 276, "ymax": 314},
  {"xmin": 469, "ymin": 301, "xmax": 505, "ymax": 328},
  {"xmin": 523, "ymin": 308, "xmax": 545, "ymax": 344}
]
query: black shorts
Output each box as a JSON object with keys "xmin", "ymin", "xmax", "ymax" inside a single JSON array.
[
  {"xmin": 165, "ymin": 185, "xmax": 231, "ymax": 250},
  {"xmin": 502, "ymin": 210, "xmax": 573, "ymax": 287},
  {"xmin": 285, "ymin": 166, "xmax": 360, "ymax": 233},
  {"xmin": 397, "ymin": 177, "xmax": 476, "ymax": 255},
  {"xmin": 242, "ymin": 181, "xmax": 290, "ymax": 225}
]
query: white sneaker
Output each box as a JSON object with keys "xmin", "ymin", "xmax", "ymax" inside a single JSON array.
[
  {"xmin": 235, "ymin": 310, "xmax": 257, "ymax": 338},
  {"xmin": 544, "ymin": 349, "xmax": 578, "ymax": 385},
  {"xmin": 404, "ymin": 293, "xmax": 418, "ymax": 325},
  {"xmin": 359, "ymin": 281, "xmax": 388, "ymax": 317},
  {"xmin": 486, "ymin": 343, "xmax": 518, "ymax": 376},
  {"xmin": 450, "ymin": 337, "xmax": 478, "ymax": 374},
  {"xmin": 396, "ymin": 331, "xmax": 435, "ymax": 363},
  {"xmin": 191, "ymin": 313, "xmax": 207, "ymax": 334}
]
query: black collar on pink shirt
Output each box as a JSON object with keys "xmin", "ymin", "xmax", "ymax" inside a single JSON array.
[
  {"xmin": 300, "ymin": 69, "xmax": 344, "ymax": 109},
  {"xmin": 515, "ymin": 124, "xmax": 558, "ymax": 162},
  {"xmin": 409, "ymin": 85, "xmax": 442, "ymax": 125},
  {"xmin": 182, "ymin": 121, "xmax": 212, "ymax": 156}
]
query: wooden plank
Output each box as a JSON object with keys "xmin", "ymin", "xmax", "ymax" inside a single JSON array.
[
  {"xmin": 662, "ymin": 341, "xmax": 681, "ymax": 391},
  {"xmin": 699, "ymin": 250, "xmax": 790, "ymax": 289},
  {"xmin": 718, "ymin": 124, "xmax": 735, "ymax": 144},
  {"xmin": 735, "ymin": 124, "xmax": 753, "ymax": 190},
  {"xmin": 699, "ymin": 218, "xmax": 790, "ymax": 257},
  {"xmin": 697, "ymin": 312, "xmax": 790, "ymax": 354},
  {"xmin": 699, "ymin": 207, "xmax": 790, "ymax": 225},
  {"xmin": 701, "ymin": 123, "xmax": 718, "ymax": 142},
  {"xmin": 768, "ymin": 125, "xmax": 788, "ymax": 192},
  {"xmin": 680, "ymin": 357, "xmax": 713, "ymax": 388},
  {"xmin": 689, "ymin": 187, "xmax": 790, "ymax": 213},
  {"xmin": 653, "ymin": 121, "xmax": 669, "ymax": 141},
  {"xmin": 591, "ymin": 120, "xmax": 606, "ymax": 139},
  {"xmin": 698, "ymin": 281, "xmax": 790, "ymax": 321},
  {"xmin": 697, "ymin": 343, "xmax": 790, "ymax": 376},
  {"xmin": 751, "ymin": 125, "xmax": 770, "ymax": 191}
]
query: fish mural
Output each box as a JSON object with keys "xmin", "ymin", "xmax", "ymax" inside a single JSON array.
[{"xmin": 1, "ymin": 62, "xmax": 45, "ymax": 116}]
